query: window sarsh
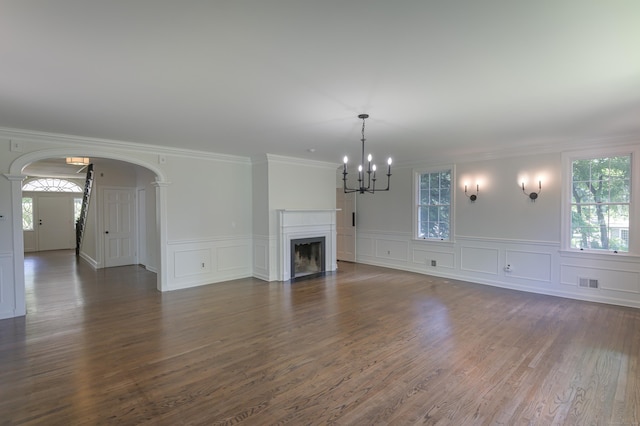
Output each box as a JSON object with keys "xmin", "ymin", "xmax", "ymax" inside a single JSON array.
[
  {"xmin": 417, "ymin": 169, "xmax": 452, "ymax": 240},
  {"xmin": 570, "ymin": 155, "xmax": 630, "ymax": 252}
]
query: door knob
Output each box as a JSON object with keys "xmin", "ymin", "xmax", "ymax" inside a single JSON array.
[{"xmin": 105, "ymin": 231, "xmax": 109, "ymax": 234}]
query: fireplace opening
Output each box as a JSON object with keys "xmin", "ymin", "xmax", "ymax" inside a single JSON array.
[{"xmin": 291, "ymin": 237, "xmax": 326, "ymax": 280}]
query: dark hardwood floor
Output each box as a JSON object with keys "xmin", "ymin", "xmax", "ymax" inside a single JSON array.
[{"xmin": 1, "ymin": 250, "xmax": 639, "ymax": 425}]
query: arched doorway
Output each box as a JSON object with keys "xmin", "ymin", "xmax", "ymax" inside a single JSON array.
[
  {"xmin": 7, "ymin": 148, "xmax": 170, "ymax": 317},
  {"xmin": 21, "ymin": 177, "xmax": 84, "ymax": 252}
]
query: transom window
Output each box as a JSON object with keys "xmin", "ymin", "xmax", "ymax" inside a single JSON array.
[
  {"xmin": 569, "ymin": 154, "xmax": 631, "ymax": 252},
  {"xmin": 22, "ymin": 178, "xmax": 82, "ymax": 192},
  {"xmin": 415, "ymin": 168, "xmax": 453, "ymax": 240}
]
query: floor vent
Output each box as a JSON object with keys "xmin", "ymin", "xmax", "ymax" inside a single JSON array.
[{"xmin": 579, "ymin": 277, "xmax": 599, "ymax": 288}]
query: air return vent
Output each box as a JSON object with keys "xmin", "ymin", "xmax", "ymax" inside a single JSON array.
[{"xmin": 578, "ymin": 277, "xmax": 599, "ymax": 288}]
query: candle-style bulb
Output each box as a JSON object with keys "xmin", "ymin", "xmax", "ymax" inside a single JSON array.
[{"xmin": 343, "ymin": 156, "xmax": 348, "ymax": 164}]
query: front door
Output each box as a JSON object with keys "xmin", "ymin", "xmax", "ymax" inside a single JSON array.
[
  {"xmin": 37, "ymin": 196, "xmax": 75, "ymax": 251},
  {"xmin": 103, "ymin": 188, "xmax": 137, "ymax": 267}
]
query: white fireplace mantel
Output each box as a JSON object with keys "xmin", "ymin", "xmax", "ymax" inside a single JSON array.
[{"xmin": 278, "ymin": 209, "xmax": 338, "ymax": 281}]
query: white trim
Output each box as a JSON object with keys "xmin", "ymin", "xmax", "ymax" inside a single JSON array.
[
  {"xmin": 0, "ymin": 127, "xmax": 250, "ymax": 165},
  {"xmin": 168, "ymin": 235, "xmax": 253, "ymax": 245},
  {"xmin": 457, "ymin": 235, "xmax": 560, "ymax": 246},
  {"xmin": 559, "ymin": 249, "xmax": 640, "ymax": 262},
  {"xmin": 265, "ymin": 154, "xmax": 340, "ymax": 170},
  {"xmin": 8, "ymin": 147, "xmax": 167, "ymax": 182}
]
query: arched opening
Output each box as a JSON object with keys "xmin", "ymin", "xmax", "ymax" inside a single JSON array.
[
  {"xmin": 21, "ymin": 177, "xmax": 84, "ymax": 253},
  {"xmin": 8, "ymin": 148, "xmax": 169, "ymax": 317}
]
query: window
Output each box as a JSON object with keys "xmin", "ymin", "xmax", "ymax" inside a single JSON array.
[
  {"xmin": 22, "ymin": 197, "xmax": 34, "ymax": 231},
  {"xmin": 415, "ymin": 168, "xmax": 452, "ymax": 240},
  {"xmin": 74, "ymin": 198, "xmax": 83, "ymax": 225},
  {"xmin": 570, "ymin": 155, "xmax": 631, "ymax": 252},
  {"xmin": 22, "ymin": 178, "xmax": 82, "ymax": 192}
]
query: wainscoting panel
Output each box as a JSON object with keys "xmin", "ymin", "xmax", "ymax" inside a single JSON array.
[
  {"xmin": 505, "ymin": 250, "xmax": 552, "ymax": 282},
  {"xmin": 357, "ymin": 236, "xmax": 375, "ymax": 258},
  {"xmin": 217, "ymin": 245, "xmax": 249, "ymax": 272},
  {"xmin": 353, "ymin": 230, "xmax": 640, "ymax": 308},
  {"xmin": 174, "ymin": 249, "xmax": 212, "ymax": 278},
  {"xmin": 252, "ymin": 236, "xmax": 270, "ymax": 281},
  {"xmin": 375, "ymin": 239, "xmax": 409, "ymax": 262},
  {"xmin": 167, "ymin": 237, "xmax": 252, "ymax": 290},
  {"xmin": 560, "ymin": 264, "xmax": 640, "ymax": 294},
  {"xmin": 0, "ymin": 252, "xmax": 16, "ymax": 320},
  {"xmin": 412, "ymin": 247, "xmax": 455, "ymax": 269},
  {"xmin": 460, "ymin": 246, "xmax": 499, "ymax": 275}
]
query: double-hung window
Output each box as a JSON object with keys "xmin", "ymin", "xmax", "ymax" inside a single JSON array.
[
  {"xmin": 566, "ymin": 150, "xmax": 634, "ymax": 253},
  {"xmin": 415, "ymin": 167, "xmax": 453, "ymax": 240}
]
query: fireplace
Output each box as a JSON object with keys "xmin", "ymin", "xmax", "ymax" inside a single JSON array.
[
  {"xmin": 278, "ymin": 209, "xmax": 337, "ymax": 281},
  {"xmin": 291, "ymin": 237, "xmax": 325, "ymax": 280}
]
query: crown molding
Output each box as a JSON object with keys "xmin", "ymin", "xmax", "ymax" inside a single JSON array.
[
  {"xmin": 264, "ymin": 153, "xmax": 339, "ymax": 170},
  {"xmin": 0, "ymin": 126, "xmax": 251, "ymax": 165}
]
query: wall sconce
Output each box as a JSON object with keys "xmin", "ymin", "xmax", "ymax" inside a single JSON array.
[
  {"xmin": 522, "ymin": 180, "xmax": 541, "ymax": 201},
  {"xmin": 465, "ymin": 183, "xmax": 479, "ymax": 202}
]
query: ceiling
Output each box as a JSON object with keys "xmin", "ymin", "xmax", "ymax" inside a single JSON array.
[{"xmin": 2, "ymin": 1, "xmax": 640, "ymax": 174}]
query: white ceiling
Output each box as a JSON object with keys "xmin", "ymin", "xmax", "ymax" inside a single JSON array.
[{"xmin": 2, "ymin": 1, "xmax": 640, "ymax": 169}]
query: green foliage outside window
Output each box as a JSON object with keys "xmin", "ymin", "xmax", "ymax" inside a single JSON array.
[
  {"xmin": 571, "ymin": 156, "xmax": 630, "ymax": 252},
  {"xmin": 417, "ymin": 170, "xmax": 451, "ymax": 240}
]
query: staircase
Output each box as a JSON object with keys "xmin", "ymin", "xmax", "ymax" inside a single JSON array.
[{"xmin": 75, "ymin": 164, "xmax": 94, "ymax": 256}]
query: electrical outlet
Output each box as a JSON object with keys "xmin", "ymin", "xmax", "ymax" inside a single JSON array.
[
  {"xmin": 431, "ymin": 260, "xmax": 437, "ymax": 267},
  {"xmin": 504, "ymin": 264, "xmax": 512, "ymax": 272}
]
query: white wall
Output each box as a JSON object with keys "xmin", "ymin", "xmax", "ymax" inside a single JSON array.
[
  {"xmin": 161, "ymin": 154, "xmax": 253, "ymax": 289},
  {"xmin": 251, "ymin": 158, "xmax": 270, "ymax": 280},
  {"xmin": 252, "ymin": 154, "xmax": 338, "ymax": 281},
  {"xmin": 355, "ymin": 147, "xmax": 640, "ymax": 309}
]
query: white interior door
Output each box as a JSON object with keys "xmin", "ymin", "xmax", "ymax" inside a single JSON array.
[
  {"xmin": 37, "ymin": 196, "xmax": 74, "ymax": 251},
  {"xmin": 103, "ymin": 188, "xmax": 137, "ymax": 267},
  {"xmin": 336, "ymin": 189, "xmax": 356, "ymax": 262}
]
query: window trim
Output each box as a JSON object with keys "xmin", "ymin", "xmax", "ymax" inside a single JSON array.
[
  {"xmin": 413, "ymin": 165, "xmax": 455, "ymax": 242},
  {"xmin": 561, "ymin": 145, "xmax": 638, "ymax": 255}
]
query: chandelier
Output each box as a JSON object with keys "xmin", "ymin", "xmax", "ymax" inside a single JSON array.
[{"xmin": 342, "ymin": 114, "xmax": 392, "ymax": 194}]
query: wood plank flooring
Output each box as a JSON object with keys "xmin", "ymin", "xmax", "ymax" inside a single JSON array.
[{"xmin": 1, "ymin": 250, "xmax": 639, "ymax": 425}]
